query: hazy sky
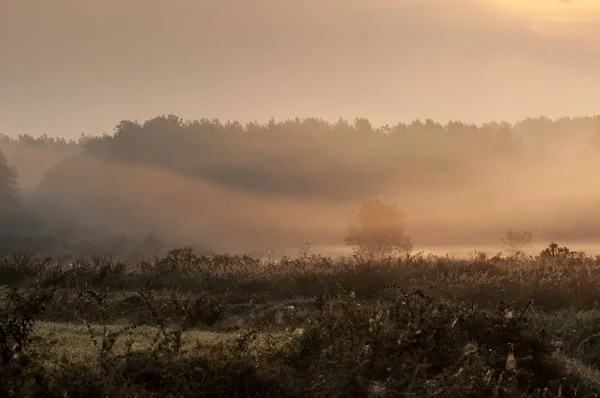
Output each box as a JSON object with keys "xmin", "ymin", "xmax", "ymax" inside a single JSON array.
[{"xmin": 1, "ymin": 0, "xmax": 599, "ymax": 138}]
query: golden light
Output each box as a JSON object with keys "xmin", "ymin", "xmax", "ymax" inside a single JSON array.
[
  {"xmin": 484, "ymin": 0, "xmax": 600, "ymax": 22},
  {"xmin": 478, "ymin": 0, "xmax": 600, "ymax": 48}
]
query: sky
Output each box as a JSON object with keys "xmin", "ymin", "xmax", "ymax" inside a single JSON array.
[{"xmin": 1, "ymin": 0, "xmax": 599, "ymax": 138}]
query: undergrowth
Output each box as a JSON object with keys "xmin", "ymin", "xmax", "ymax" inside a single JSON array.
[{"xmin": 1, "ymin": 244, "xmax": 600, "ymax": 396}]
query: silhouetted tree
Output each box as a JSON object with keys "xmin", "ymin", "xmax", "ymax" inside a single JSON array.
[
  {"xmin": 0, "ymin": 148, "xmax": 23, "ymax": 234},
  {"xmin": 501, "ymin": 228, "xmax": 533, "ymax": 254},
  {"xmin": 65, "ymin": 114, "xmax": 533, "ymax": 201},
  {"xmin": 345, "ymin": 199, "xmax": 412, "ymax": 260},
  {"xmin": 586, "ymin": 119, "xmax": 600, "ymax": 152},
  {"xmin": 539, "ymin": 242, "xmax": 576, "ymax": 260},
  {"xmin": 0, "ymin": 149, "xmax": 19, "ymax": 209}
]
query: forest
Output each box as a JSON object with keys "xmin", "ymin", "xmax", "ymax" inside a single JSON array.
[{"xmin": 1, "ymin": 114, "xmax": 600, "ymax": 258}]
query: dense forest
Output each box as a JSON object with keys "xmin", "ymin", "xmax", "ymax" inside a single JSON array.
[{"xmin": 1, "ymin": 115, "xmax": 600, "ymax": 258}]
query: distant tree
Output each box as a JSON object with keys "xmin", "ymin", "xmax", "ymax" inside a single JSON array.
[
  {"xmin": 0, "ymin": 148, "xmax": 23, "ymax": 234},
  {"xmin": 0, "ymin": 149, "xmax": 20, "ymax": 208},
  {"xmin": 142, "ymin": 234, "xmax": 165, "ymax": 253},
  {"xmin": 354, "ymin": 117, "xmax": 374, "ymax": 133},
  {"xmin": 345, "ymin": 198, "xmax": 412, "ymax": 260},
  {"xmin": 501, "ymin": 228, "xmax": 533, "ymax": 254},
  {"xmin": 586, "ymin": 119, "xmax": 600, "ymax": 152}
]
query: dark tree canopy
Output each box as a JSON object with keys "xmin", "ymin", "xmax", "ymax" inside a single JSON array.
[
  {"xmin": 0, "ymin": 148, "xmax": 23, "ymax": 234},
  {"xmin": 2, "ymin": 113, "xmax": 600, "ymax": 251},
  {"xmin": 60, "ymin": 114, "xmax": 534, "ymax": 201},
  {"xmin": 0, "ymin": 148, "xmax": 19, "ymax": 208}
]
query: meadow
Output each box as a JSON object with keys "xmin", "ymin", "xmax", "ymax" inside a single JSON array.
[{"xmin": 1, "ymin": 243, "xmax": 600, "ymax": 397}]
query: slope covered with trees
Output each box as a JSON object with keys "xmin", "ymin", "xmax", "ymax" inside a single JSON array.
[{"xmin": 1, "ymin": 114, "xmax": 600, "ymax": 254}]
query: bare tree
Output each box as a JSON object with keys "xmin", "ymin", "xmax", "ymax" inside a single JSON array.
[{"xmin": 501, "ymin": 228, "xmax": 533, "ymax": 254}]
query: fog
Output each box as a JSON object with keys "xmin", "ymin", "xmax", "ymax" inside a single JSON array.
[
  {"xmin": 2, "ymin": 0, "xmax": 600, "ymax": 257},
  {"xmin": 2, "ymin": 115, "xmax": 600, "ymax": 257}
]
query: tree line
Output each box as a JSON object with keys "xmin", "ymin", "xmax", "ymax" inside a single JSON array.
[
  {"xmin": 11, "ymin": 114, "xmax": 598, "ymax": 200},
  {"xmin": 1, "ymin": 114, "xmax": 600, "ymax": 255}
]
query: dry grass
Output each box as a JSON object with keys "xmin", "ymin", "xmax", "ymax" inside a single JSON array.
[{"xmin": 2, "ymin": 245, "xmax": 600, "ymax": 396}]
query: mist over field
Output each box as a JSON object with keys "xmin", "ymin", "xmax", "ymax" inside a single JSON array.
[{"xmin": 1, "ymin": 115, "xmax": 600, "ymax": 257}]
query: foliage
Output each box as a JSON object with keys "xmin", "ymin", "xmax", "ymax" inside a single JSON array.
[
  {"xmin": 0, "ymin": 287, "xmax": 53, "ymax": 397},
  {"xmin": 35, "ymin": 114, "xmax": 533, "ymax": 202},
  {"xmin": 5, "ymin": 114, "xmax": 600, "ymax": 393},
  {"xmin": 539, "ymin": 242, "xmax": 578, "ymax": 260},
  {"xmin": 0, "ymin": 148, "xmax": 20, "ymax": 213},
  {"xmin": 0, "ymin": 149, "xmax": 32, "ymax": 239},
  {"xmin": 0, "ymin": 133, "xmax": 78, "ymax": 150},
  {"xmin": 345, "ymin": 199, "xmax": 413, "ymax": 260},
  {"xmin": 1, "ymin": 246, "xmax": 600, "ymax": 395},
  {"xmin": 3, "ymin": 114, "xmax": 600, "ymax": 255},
  {"xmin": 585, "ymin": 119, "xmax": 600, "ymax": 151}
]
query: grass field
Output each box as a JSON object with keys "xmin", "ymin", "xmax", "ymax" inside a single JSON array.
[{"xmin": 3, "ymin": 244, "xmax": 600, "ymax": 397}]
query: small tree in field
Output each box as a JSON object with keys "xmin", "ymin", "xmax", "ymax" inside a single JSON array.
[
  {"xmin": 345, "ymin": 199, "xmax": 412, "ymax": 260},
  {"xmin": 501, "ymin": 228, "xmax": 533, "ymax": 254}
]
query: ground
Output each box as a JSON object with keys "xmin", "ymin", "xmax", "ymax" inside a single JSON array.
[{"xmin": 2, "ymin": 247, "xmax": 600, "ymax": 397}]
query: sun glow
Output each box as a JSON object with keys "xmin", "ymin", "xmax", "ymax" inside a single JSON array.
[
  {"xmin": 485, "ymin": 0, "xmax": 600, "ymax": 22},
  {"xmin": 480, "ymin": 0, "xmax": 600, "ymax": 48}
]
